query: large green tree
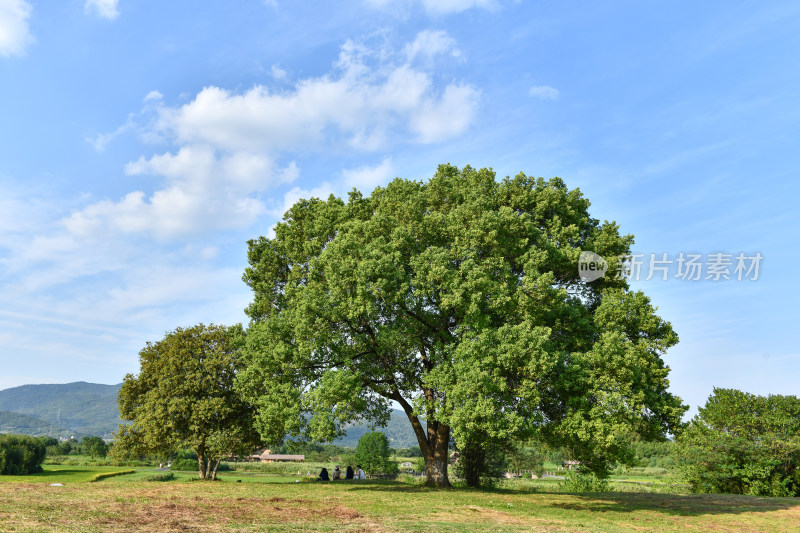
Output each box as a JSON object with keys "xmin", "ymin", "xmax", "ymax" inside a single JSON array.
[
  {"xmin": 116, "ymin": 324, "xmax": 260, "ymax": 480},
  {"xmin": 237, "ymin": 164, "xmax": 686, "ymax": 487},
  {"xmin": 675, "ymin": 388, "xmax": 800, "ymax": 496}
]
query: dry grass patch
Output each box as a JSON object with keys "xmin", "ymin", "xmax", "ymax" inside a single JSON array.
[
  {"xmin": 0, "ymin": 483, "xmax": 366, "ymax": 532},
  {"xmin": 1, "ymin": 479, "xmax": 800, "ymax": 532}
]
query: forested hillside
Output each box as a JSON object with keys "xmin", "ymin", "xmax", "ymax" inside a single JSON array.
[
  {"xmin": 0, "ymin": 382, "xmax": 122, "ymax": 437},
  {"xmin": 0, "ymin": 411, "xmax": 79, "ymax": 439}
]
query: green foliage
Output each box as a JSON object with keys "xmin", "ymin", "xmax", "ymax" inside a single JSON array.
[
  {"xmin": 170, "ymin": 458, "xmax": 198, "ymax": 471},
  {"xmin": 81, "ymin": 436, "xmax": 108, "ymax": 459},
  {"xmin": 396, "ymin": 445, "xmax": 423, "ymax": 458},
  {"xmin": 629, "ymin": 439, "xmax": 675, "ymax": 469},
  {"xmin": 453, "ymin": 437, "xmax": 544, "ymax": 487},
  {"xmin": 0, "ymin": 434, "xmax": 47, "ymax": 475},
  {"xmin": 116, "ymin": 324, "xmax": 262, "ymax": 480},
  {"xmin": 38, "ymin": 436, "xmax": 58, "ymax": 448},
  {"xmin": 355, "ymin": 432, "xmax": 397, "ymax": 476},
  {"xmin": 560, "ymin": 471, "xmax": 610, "ymax": 492},
  {"xmin": 505, "ymin": 442, "xmax": 545, "ymax": 477},
  {"xmin": 674, "ymin": 388, "xmax": 800, "ymax": 497},
  {"xmin": 145, "ymin": 471, "xmax": 175, "ymax": 482},
  {"xmin": 58, "ymin": 440, "xmax": 74, "ymax": 455},
  {"xmin": 237, "ymin": 164, "xmax": 686, "ymax": 487},
  {"xmin": 453, "ymin": 433, "xmax": 508, "ymax": 487}
]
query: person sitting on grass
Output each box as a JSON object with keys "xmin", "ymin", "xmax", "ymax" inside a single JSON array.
[
  {"xmin": 332, "ymin": 465, "xmax": 341, "ymax": 480},
  {"xmin": 355, "ymin": 465, "xmax": 365, "ymax": 480},
  {"xmin": 345, "ymin": 465, "xmax": 354, "ymax": 480},
  {"xmin": 318, "ymin": 467, "xmax": 330, "ymax": 481}
]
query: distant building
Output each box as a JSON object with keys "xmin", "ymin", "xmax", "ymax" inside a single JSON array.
[
  {"xmin": 561, "ymin": 460, "xmax": 580, "ymax": 470},
  {"xmin": 249, "ymin": 449, "xmax": 305, "ymax": 462}
]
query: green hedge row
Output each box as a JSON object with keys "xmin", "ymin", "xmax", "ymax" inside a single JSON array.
[{"xmin": 89, "ymin": 470, "xmax": 136, "ymax": 482}]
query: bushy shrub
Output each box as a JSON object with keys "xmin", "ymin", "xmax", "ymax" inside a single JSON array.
[
  {"xmin": 675, "ymin": 388, "xmax": 800, "ymax": 497},
  {"xmin": 170, "ymin": 458, "xmax": 198, "ymax": 471},
  {"xmin": 560, "ymin": 472, "xmax": 610, "ymax": 492},
  {"xmin": 90, "ymin": 470, "xmax": 135, "ymax": 482},
  {"xmin": 145, "ymin": 472, "xmax": 175, "ymax": 482},
  {"xmin": 0, "ymin": 434, "xmax": 47, "ymax": 475}
]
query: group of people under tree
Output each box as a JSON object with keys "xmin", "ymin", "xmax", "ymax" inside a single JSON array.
[{"xmin": 318, "ymin": 464, "xmax": 365, "ymax": 481}]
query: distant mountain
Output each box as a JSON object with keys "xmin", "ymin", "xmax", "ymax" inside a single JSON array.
[
  {"xmin": 0, "ymin": 382, "xmax": 122, "ymax": 438},
  {"xmin": 333, "ymin": 409, "xmax": 420, "ymax": 449},
  {"xmin": 0, "ymin": 410, "xmax": 81, "ymax": 439},
  {"xmin": 0, "ymin": 381, "xmax": 421, "ymax": 448}
]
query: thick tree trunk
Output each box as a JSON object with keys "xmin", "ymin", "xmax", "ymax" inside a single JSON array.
[
  {"xmin": 197, "ymin": 443, "xmax": 215, "ymax": 480},
  {"xmin": 423, "ymin": 421, "xmax": 452, "ymax": 488},
  {"xmin": 392, "ymin": 390, "xmax": 452, "ymax": 488}
]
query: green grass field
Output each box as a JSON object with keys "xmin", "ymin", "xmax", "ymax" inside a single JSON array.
[{"xmin": 1, "ymin": 466, "xmax": 798, "ymax": 532}]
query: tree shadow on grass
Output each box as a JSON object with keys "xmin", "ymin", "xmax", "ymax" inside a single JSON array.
[
  {"xmin": 561, "ymin": 491, "xmax": 800, "ymax": 517},
  {"xmin": 337, "ymin": 480, "xmax": 442, "ymax": 493},
  {"xmin": 343, "ymin": 482, "xmax": 800, "ymax": 517}
]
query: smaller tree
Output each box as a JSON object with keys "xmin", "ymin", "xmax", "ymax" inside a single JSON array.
[
  {"xmin": 675, "ymin": 388, "xmax": 800, "ymax": 497},
  {"xmin": 355, "ymin": 431, "xmax": 397, "ymax": 477},
  {"xmin": 116, "ymin": 324, "xmax": 261, "ymax": 480},
  {"xmin": 81, "ymin": 436, "xmax": 108, "ymax": 459}
]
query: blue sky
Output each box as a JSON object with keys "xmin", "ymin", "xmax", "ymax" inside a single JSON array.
[{"xmin": 1, "ymin": 0, "xmax": 798, "ymax": 416}]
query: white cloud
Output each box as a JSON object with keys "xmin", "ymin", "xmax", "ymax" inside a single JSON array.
[
  {"xmin": 0, "ymin": 0, "xmax": 33, "ymax": 58},
  {"xmin": 403, "ymin": 30, "xmax": 461, "ymax": 63},
  {"xmin": 342, "ymin": 158, "xmax": 394, "ymax": 191},
  {"xmin": 86, "ymin": 116, "xmax": 133, "ymax": 151},
  {"xmin": 66, "ymin": 35, "xmax": 476, "ymax": 241},
  {"xmin": 84, "ymin": 0, "xmax": 119, "ymax": 20},
  {"xmin": 365, "ymin": 0, "xmax": 496, "ymax": 15},
  {"xmin": 64, "ymin": 145, "xmax": 297, "ymax": 239},
  {"xmin": 144, "ymin": 90, "xmax": 163, "ymax": 102},
  {"xmin": 422, "ymin": 0, "xmax": 495, "ymax": 14},
  {"xmin": 271, "ymin": 64, "xmax": 287, "ymax": 80},
  {"xmin": 411, "ymin": 83, "xmax": 479, "ymax": 142},
  {"xmin": 155, "ymin": 43, "xmax": 477, "ymax": 153},
  {"xmin": 529, "ymin": 85, "xmax": 559, "ymax": 100}
]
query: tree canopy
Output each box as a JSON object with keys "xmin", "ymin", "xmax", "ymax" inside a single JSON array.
[
  {"xmin": 675, "ymin": 388, "xmax": 800, "ymax": 496},
  {"xmin": 116, "ymin": 324, "xmax": 260, "ymax": 480},
  {"xmin": 236, "ymin": 164, "xmax": 686, "ymax": 487}
]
